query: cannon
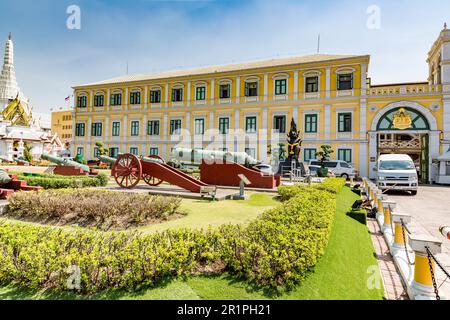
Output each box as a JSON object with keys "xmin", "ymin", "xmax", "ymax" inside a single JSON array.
[
  {"xmin": 41, "ymin": 153, "xmax": 92, "ymax": 176},
  {"xmin": 107, "ymin": 153, "xmax": 208, "ymax": 192},
  {"xmin": 170, "ymin": 147, "xmax": 259, "ymax": 167}
]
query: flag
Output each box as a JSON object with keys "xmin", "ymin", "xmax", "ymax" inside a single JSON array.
[{"xmin": 65, "ymin": 96, "xmax": 70, "ymax": 102}]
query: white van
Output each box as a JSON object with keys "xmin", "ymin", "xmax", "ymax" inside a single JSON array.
[
  {"xmin": 308, "ymin": 160, "xmax": 358, "ymax": 179},
  {"xmin": 374, "ymin": 154, "xmax": 418, "ymax": 195}
]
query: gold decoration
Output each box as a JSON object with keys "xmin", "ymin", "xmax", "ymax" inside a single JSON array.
[
  {"xmin": 1, "ymin": 94, "xmax": 32, "ymax": 126},
  {"xmin": 392, "ymin": 107, "xmax": 412, "ymax": 130}
]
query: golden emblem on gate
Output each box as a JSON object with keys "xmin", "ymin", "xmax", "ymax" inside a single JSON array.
[{"xmin": 392, "ymin": 108, "xmax": 412, "ymax": 130}]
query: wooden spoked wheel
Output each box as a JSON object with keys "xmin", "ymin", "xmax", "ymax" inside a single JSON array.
[
  {"xmin": 112, "ymin": 153, "xmax": 142, "ymax": 189},
  {"xmin": 142, "ymin": 155, "xmax": 164, "ymax": 186}
]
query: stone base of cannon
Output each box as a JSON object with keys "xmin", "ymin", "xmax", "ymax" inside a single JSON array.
[
  {"xmin": 52, "ymin": 166, "xmax": 98, "ymax": 176},
  {"xmin": 0, "ymin": 174, "xmax": 43, "ymax": 199}
]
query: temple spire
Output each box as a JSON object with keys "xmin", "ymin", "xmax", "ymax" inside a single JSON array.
[{"xmin": 8, "ymin": 32, "xmax": 11, "ymax": 40}]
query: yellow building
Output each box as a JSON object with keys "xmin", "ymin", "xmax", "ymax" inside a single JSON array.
[
  {"xmin": 72, "ymin": 26, "xmax": 450, "ymax": 182},
  {"xmin": 51, "ymin": 109, "xmax": 73, "ymax": 150}
]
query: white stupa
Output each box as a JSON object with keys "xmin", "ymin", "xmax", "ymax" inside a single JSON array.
[{"xmin": 0, "ymin": 33, "xmax": 62, "ymax": 162}]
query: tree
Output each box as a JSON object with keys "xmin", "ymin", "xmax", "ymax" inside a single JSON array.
[
  {"xmin": 315, "ymin": 145, "xmax": 334, "ymax": 177},
  {"xmin": 95, "ymin": 141, "xmax": 109, "ymax": 158},
  {"xmin": 23, "ymin": 143, "xmax": 33, "ymax": 163}
]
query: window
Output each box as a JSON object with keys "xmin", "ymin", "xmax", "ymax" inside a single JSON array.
[
  {"xmin": 130, "ymin": 147, "xmax": 139, "ymax": 155},
  {"xmin": 170, "ymin": 119, "xmax": 182, "ymax": 135},
  {"xmin": 218, "ymin": 117, "xmax": 229, "ymax": 135},
  {"xmin": 93, "ymin": 147, "xmax": 100, "ymax": 158},
  {"xmin": 77, "ymin": 96, "xmax": 87, "ymax": 108},
  {"xmin": 338, "ymin": 149, "xmax": 352, "ymax": 163},
  {"xmin": 91, "ymin": 123, "xmax": 102, "ymax": 137},
  {"xmin": 131, "ymin": 121, "xmax": 140, "ymax": 136},
  {"xmin": 245, "ymin": 117, "xmax": 257, "ymax": 133},
  {"xmin": 75, "ymin": 123, "xmax": 85, "ymax": 137},
  {"xmin": 338, "ymin": 113, "xmax": 352, "ymax": 132},
  {"xmin": 245, "ymin": 82, "xmax": 258, "ymax": 97},
  {"xmin": 109, "ymin": 147, "xmax": 119, "ymax": 158},
  {"xmin": 194, "ymin": 118, "xmax": 205, "ymax": 135},
  {"xmin": 196, "ymin": 87, "xmax": 206, "ymax": 101},
  {"xmin": 305, "ymin": 114, "xmax": 318, "ymax": 133},
  {"xmin": 275, "ymin": 79, "xmax": 287, "ymax": 95},
  {"xmin": 110, "ymin": 93, "xmax": 122, "ymax": 106},
  {"xmin": 245, "ymin": 148, "xmax": 256, "ymax": 159},
  {"xmin": 76, "ymin": 147, "xmax": 84, "ymax": 156},
  {"xmin": 219, "ymin": 84, "xmax": 230, "ymax": 99},
  {"xmin": 337, "ymin": 73, "xmax": 353, "ymax": 90},
  {"xmin": 273, "ymin": 116, "xmax": 286, "ymax": 133},
  {"xmin": 112, "ymin": 122, "xmax": 120, "ymax": 136},
  {"xmin": 172, "ymin": 88, "xmax": 183, "ymax": 102},
  {"xmin": 94, "ymin": 94, "xmax": 104, "ymax": 107},
  {"xmin": 305, "ymin": 76, "xmax": 319, "ymax": 93},
  {"xmin": 130, "ymin": 91, "xmax": 141, "ymax": 105},
  {"xmin": 147, "ymin": 120, "xmax": 160, "ymax": 136},
  {"xmin": 150, "ymin": 90, "xmax": 161, "ymax": 103},
  {"xmin": 149, "ymin": 147, "xmax": 159, "ymax": 156},
  {"xmin": 304, "ymin": 148, "xmax": 317, "ymax": 162}
]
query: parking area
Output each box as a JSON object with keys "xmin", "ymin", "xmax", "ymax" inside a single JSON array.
[{"xmin": 387, "ymin": 185, "xmax": 450, "ymax": 254}]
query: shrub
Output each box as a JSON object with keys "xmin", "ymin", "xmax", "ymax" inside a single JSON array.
[
  {"xmin": 314, "ymin": 177, "xmax": 346, "ymax": 194},
  {"xmin": 6, "ymin": 189, "xmax": 182, "ymax": 230},
  {"xmin": 278, "ymin": 178, "xmax": 346, "ymax": 201},
  {"xmin": 0, "ymin": 183, "xmax": 343, "ymax": 293},
  {"xmin": 16, "ymin": 173, "xmax": 109, "ymax": 189}
]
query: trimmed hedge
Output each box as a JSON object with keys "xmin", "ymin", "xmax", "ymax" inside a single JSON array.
[
  {"xmin": 278, "ymin": 177, "xmax": 346, "ymax": 201},
  {"xmin": 7, "ymin": 189, "xmax": 182, "ymax": 230},
  {"xmin": 0, "ymin": 179, "xmax": 340, "ymax": 293},
  {"xmin": 15, "ymin": 173, "xmax": 109, "ymax": 189}
]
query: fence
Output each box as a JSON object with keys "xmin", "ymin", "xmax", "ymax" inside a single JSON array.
[{"xmin": 361, "ymin": 178, "xmax": 450, "ymax": 300}]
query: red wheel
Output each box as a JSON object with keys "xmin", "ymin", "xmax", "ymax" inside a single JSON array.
[
  {"xmin": 112, "ymin": 153, "xmax": 142, "ymax": 189},
  {"xmin": 142, "ymin": 155, "xmax": 164, "ymax": 186}
]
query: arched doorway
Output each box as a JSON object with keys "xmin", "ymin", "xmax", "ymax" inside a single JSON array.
[
  {"xmin": 368, "ymin": 101, "xmax": 440, "ymax": 183},
  {"xmin": 376, "ymin": 107, "xmax": 430, "ymax": 183}
]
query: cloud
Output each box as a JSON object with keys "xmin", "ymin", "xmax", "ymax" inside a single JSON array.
[{"xmin": 0, "ymin": 0, "xmax": 448, "ymax": 113}]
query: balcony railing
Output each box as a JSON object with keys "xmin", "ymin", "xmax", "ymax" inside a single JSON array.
[{"xmin": 368, "ymin": 84, "xmax": 441, "ymax": 96}]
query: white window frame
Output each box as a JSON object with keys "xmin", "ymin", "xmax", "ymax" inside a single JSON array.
[
  {"xmin": 272, "ymin": 73, "xmax": 289, "ymax": 100},
  {"xmin": 194, "ymin": 81, "xmax": 208, "ymax": 105},
  {"xmin": 218, "ymin": 79, "xmax": 232, "ymax": 104},
  {"xmin": 244, "ymin": 76, "xmax": 261, "ymax": 102},
  {"xmin": 303, "ymin": 110, "xmax": 320, "ymax": 138},
  {"xmin": 129, "ymin": 87, "xmax": 142, "ymax": 107},
  {"xmin": 303, "ymin": 70, "xmax": 322, "ymax": 99},
  {"xmin": 171, "ymin": 83, "xmax": 185, "ymax": 106},
  {"xmin": 335, "ymin": 67, "xmax": 356, "ymax": 97},
  {"xmin": 335, "ymin": 108, "xmax": 354, "ymax": 139},
  {"xmin": 149, "ymin": 85, "xmax": 163, "ymax": 107},
  {"xmin": 194, "ymin": 117, "xmax": 206, "ymax": 136},
  {"xmin": 93, "ymin": 90, "xmax": 106, "ymax": 108}
]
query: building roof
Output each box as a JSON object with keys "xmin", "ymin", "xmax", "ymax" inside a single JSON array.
[{"xmin": 74, "ymin": 53, "xmax": 369, "ymax": 88}]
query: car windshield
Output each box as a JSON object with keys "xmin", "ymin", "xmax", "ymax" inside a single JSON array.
[{"xmin": 379, "ymin": 160, "xmax": 415, "ymax": 170}]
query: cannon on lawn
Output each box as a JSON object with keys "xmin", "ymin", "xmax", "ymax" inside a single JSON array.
[
  {"xmin": 170, "ymin": 147, "xmax": 259, "ymax": 167},
  {"xmin": 100, "ymin": 153, "xmax": 207, "ymax": 192},
  {"xmin": 41, "ymin": 153, "xmax": 94, "ymax": 176}
]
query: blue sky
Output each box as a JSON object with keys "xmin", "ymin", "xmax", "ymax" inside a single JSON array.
[{"xmin": 0, "ymin": 0, "xmax": 449, "ymax": 114}]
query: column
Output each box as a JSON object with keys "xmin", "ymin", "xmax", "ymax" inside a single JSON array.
[
  {"xmin": 142, "ymin": 114, "xmax": 148, "ymax": 154},
  {"xmin": 235, "ymin": 76, "xmax": 240, "ymax": 104},
  {"xmin": 122, "ymin": 115, "xmax": 128, "ymax": 153},
  {"xmin": 409, "ymin": 234, "xmax": 442, "ymax": 299},
  {"xmin": 234, "ymin": 109, "xmax": 240, "ymax": 152},
  {"xmin": 324, "ymin": 104, "xmax": 331, "ymax": 140},
  {"xmin": 211, "ymin": 79, "xmax": 215, "ymax": 104},
  {"xmin": 187, "ymin": 81, "xmax": 191, "ymax": 106},
  {"xmin": 71, "ymin": 111, "xmax": 76, "ymax": 157},
  {"xmin": 368, "ymin": 132, "xmax": 378, "ymax": 179},
  {"xmin": 89, "ymin": 90, "xmax": 93, "ymax": 112},
  {"xmin": 429, "ymin": 131, "xmax": 441, "ymax": 183},
  {"xmin": 125, "ymin": 88, "xmax": 129, "ymax": 110},
  {"xmin": 260, "ymin": 108, "xmax": 268, "ymax": 163},
  {"xmin": 360, "ymin": 98, "xmax": 368, "ymax": 177},
  {"xmin": 209, "ymin": 111, "xmax": 214, "ymax": 142},
  {"xmin": 360, "ymin": 63, "xmax": 367, "ymax": 94},
  {"xmin": 162, "ymin": 113, "xmax": 168, "ymax": 159},
  {"xmin": 87, "ymin": 118, "xmax": 92, "ymax": 159},
  {"xmin": 144, "ymin": 86, "xmax": 148, "ymax": 109},
  {"xmin": 325, "ymin": 67, "xmax": 331, "ymax": 98},
  {"xmin": 165, "ymin": 84, "xmax": 169, "ymax": 108},
  {"xmin": 263, "ymin": 74, "xmax": 268, "ymax": 102},
  {"xmin": 293, "ymin": 71, "xmax": 299, "ymax": 100},
  {"xmin": 105, "ymin": 116, "xmax": 110, "ymax": 145}
]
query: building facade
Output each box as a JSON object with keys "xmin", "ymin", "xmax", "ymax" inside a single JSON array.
[
  {"xmin": 51, "ymin": 108, "xmax": 73, "ymax": 155},
  {"xmin": 72, "ymin": 26, "xmax": 450, "ymax": 182}
]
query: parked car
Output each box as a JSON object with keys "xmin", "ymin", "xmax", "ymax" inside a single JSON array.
[
  {"xmin": 374, "ymin": 154, "xmax": 418, "ymax": 196},
  {"xmin": 308, "ymin": 160, "xmax": 358, "ymax": 179}
]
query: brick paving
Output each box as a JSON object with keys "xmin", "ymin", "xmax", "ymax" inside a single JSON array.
[{"xmin": 367, "ymin": 218, "xmax": 409, "ymax": 300}]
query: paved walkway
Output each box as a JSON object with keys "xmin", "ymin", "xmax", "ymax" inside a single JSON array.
[
  {"xmin": 367, "ymin": 218, "xmax": 408, "ymax": 300},
  {"xmin": 387, "ymin": 185, "xmax": 450, "ymax": 298}
]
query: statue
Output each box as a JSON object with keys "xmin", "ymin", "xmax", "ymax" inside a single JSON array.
[
  {"xmin": 276, "ymin": 118, "xmax": 305, "ymax": 176},
  {"xmin": 286, "ymin": 118, "xmax": 302, "ymax": 160}
]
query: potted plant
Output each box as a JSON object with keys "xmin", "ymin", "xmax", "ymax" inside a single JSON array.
[{"xmin": 316, "ymin": 145, "xmax": 334, "ymax": 177}]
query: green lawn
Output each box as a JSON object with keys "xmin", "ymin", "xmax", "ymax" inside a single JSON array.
[
  {"xmin": 137, "ymin": 192, "xmax": 279, "ymax": 233},
  {"xmin": 0, "ymin": 187, "xmax": 384, "ymax": 300}
]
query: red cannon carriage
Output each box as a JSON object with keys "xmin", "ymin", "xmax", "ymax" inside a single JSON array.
[{"xmin": 102, "ymin": 153, "xmax": 208, "ymax": 193}]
